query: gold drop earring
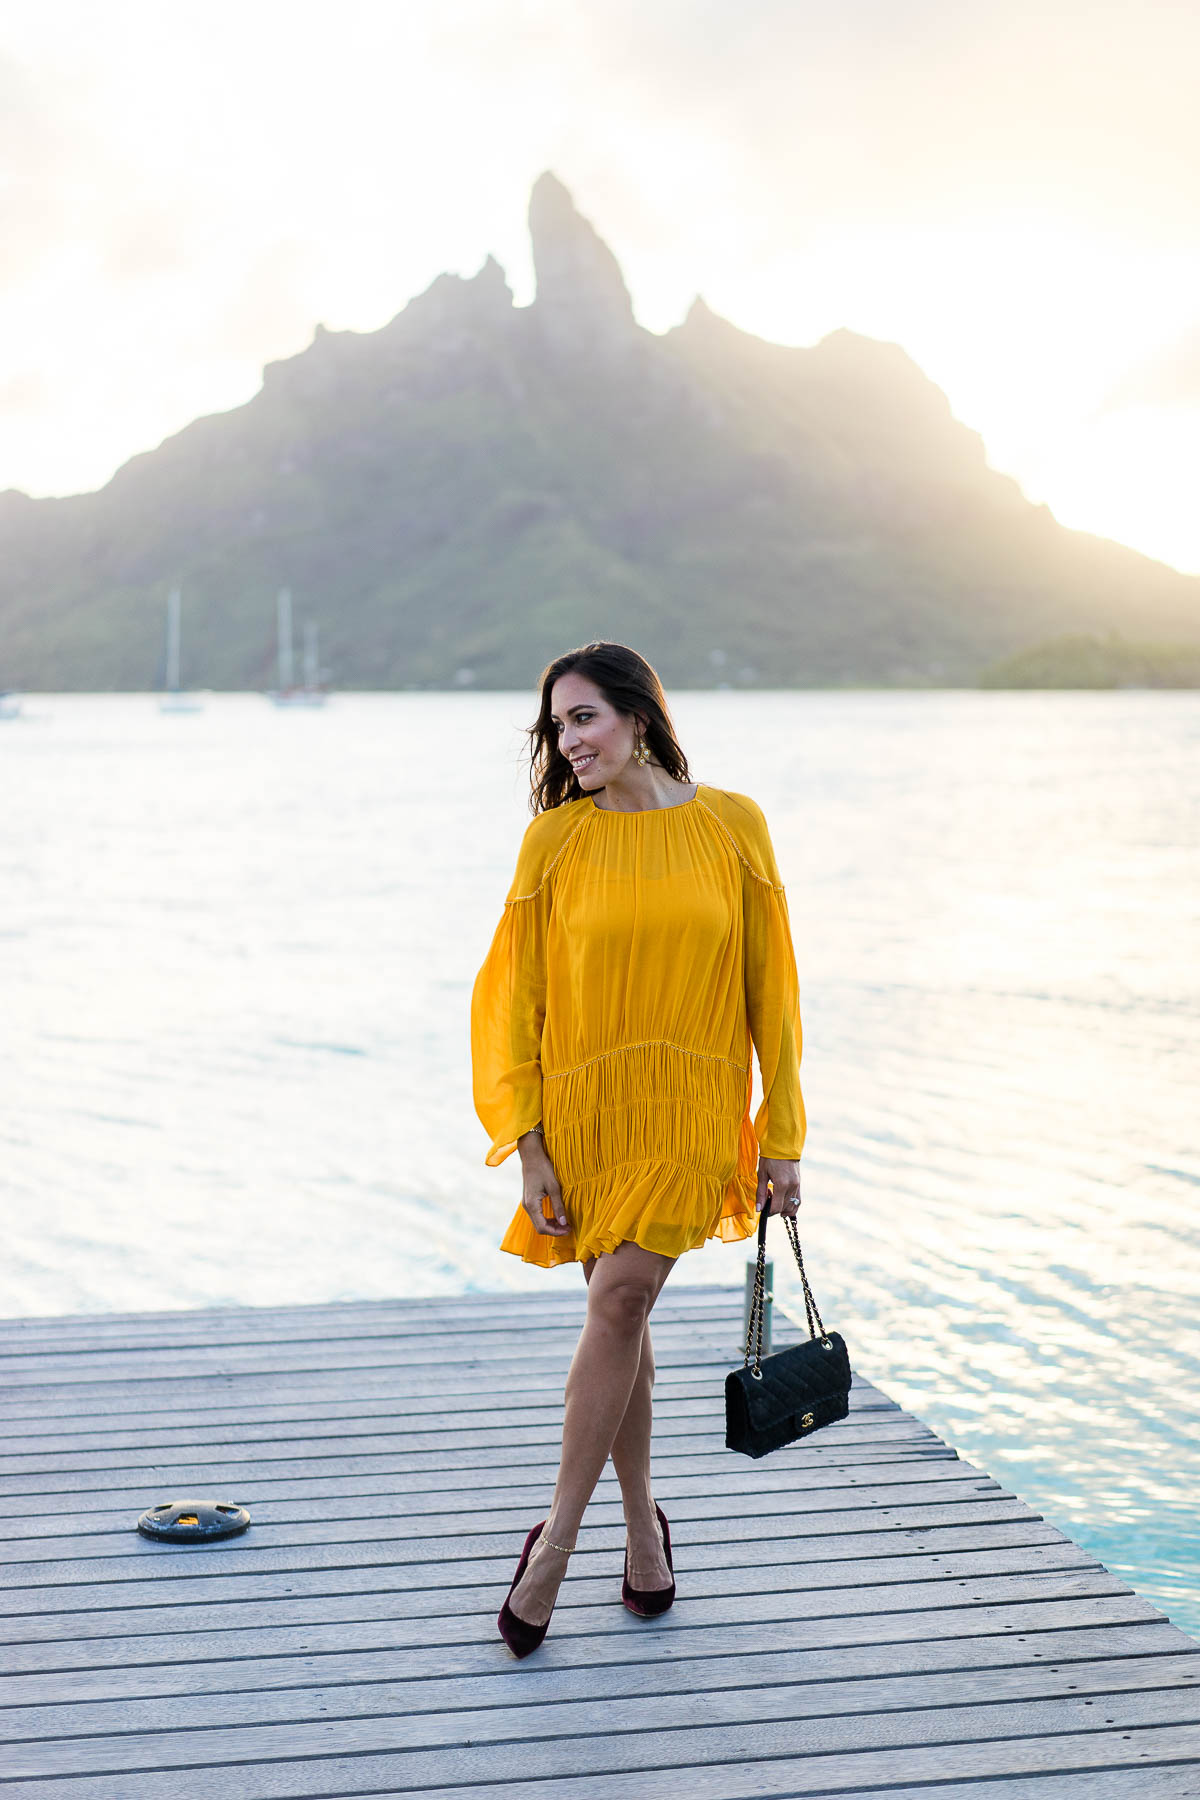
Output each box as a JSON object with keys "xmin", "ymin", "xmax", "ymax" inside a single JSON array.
[{"xmin": 633, "ymin": 733, "xmax": 651, "ymax": 766}]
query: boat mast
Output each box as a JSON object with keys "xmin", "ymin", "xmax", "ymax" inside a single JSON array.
[
  {"xmin": 276, "ymin": 588, "xmax": 294, "ymax": 693},
  {"xmin": 302, "ymin": 620, "xmax": 319, "ymax": 693},
  {"xmin": 165, "ymin": 587, "xmax": 182, "ymax": 692}
]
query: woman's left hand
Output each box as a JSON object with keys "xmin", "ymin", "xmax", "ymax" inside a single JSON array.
[{"xmin": 756, "ymin": 1157, "xmax": 802, "ymax": 1217}]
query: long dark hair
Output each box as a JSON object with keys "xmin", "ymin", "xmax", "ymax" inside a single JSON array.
[{"xmin": 526, "ymin": 642, "xmax": 691, "ymax": 814}]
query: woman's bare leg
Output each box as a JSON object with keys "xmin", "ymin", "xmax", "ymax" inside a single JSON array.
[
  {"xmin": 583, "ymin": 1278, "xmax": 672, "ymax": 1587},
  {"xmin": 508, "ymin": 1239, "xmax": 675, "ymax": 1626}
]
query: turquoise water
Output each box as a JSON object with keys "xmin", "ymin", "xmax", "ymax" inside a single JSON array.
[{"xmin": 3, "ymin": 689, "xmax": 1198, "ymax": 1637}]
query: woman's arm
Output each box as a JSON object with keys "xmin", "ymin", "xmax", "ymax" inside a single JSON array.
[
  {"xmin": 470, "ymin": 826, "xmax": 551, "ymax": 1167},
  {"xmin": 471, "ymin": 823, "xmax": 569, "ymax": 1233},
  {"xmin": 740, "ymin": 800, "xmax": 806, "ymax": 1207},
  {"xmin": 517, "ymin": 1125, "xmax": 569, "ymax": 1236}
]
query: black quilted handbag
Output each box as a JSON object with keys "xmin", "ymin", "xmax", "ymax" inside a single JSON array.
[{"xmin": 725, "ymin": 1205, "xmax": 852, "ymax": 1457}]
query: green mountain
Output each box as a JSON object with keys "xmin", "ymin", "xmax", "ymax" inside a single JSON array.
[
  {"xmin": 979, "ymin": 631, "xmax": 1200, "ymax": 688},
  {"xmin": 2, "ymin": 171, "xmax": 1197, "ymax": 690}
]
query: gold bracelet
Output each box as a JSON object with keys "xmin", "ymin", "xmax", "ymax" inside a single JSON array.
[{"xmin": 539, "ymin": 1530, "xmax": 576, "ymax": 1554}]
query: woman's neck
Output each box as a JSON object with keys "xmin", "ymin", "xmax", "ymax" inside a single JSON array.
[{"xmin": 591, "ymin": 767, "xmax": 697, "ymax": 812}]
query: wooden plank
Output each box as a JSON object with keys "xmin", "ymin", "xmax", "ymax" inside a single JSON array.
[
  {"xmin": 0, "ymin": 1446, "xmax": 957, "ymax": 1522},
  {"xmin": 0, "ymin": 1445, "xmax": 956, "ymax": 1517},
  {"xmin": 0, "ymin": 1436, "xmax": 944, "ymax": 1501},
  {"xmin": 0, "ymin": 1541, "xmax": 1100, "ymax": 1631},
  {"xmin": 0, "ymin": 1571, "xmax": 1141, "ymax": 1653},
  {"xmin": 0, "ymin": 1412, "xmax": 936, "ymax": 1471},
  {"xmin": 0, "ymin": 1591, "xmax": 1170, "ymax": 1681},
  {"xmin": 1, "ymin": 1649, "xmax": 1194, "ymax": 1752},
  {"xmin": 0, "ymin": 1454, "xmax": 987, "ymax": 1534},
  {"xmin": 0, "ymin": 1322, "xmax": 755, "ymax": 1374},
  {"xmin": 7, "ymin": 1569, "xmax": 1129, "ymax": 1648},
  {"xmin": 0, "ymin": 1342, "xmax": 855, "ymax": 1397},
  {"xmin": 0, "ymin": 1524, "xmax": 1093, "ymax": 1603},
  {"xmin": 0, "ymin": 1283, "xmax": 730, "ymax": 1336},
  {"xmin": 0, "ymin": 1324, "xmax": 780, "ymax": 1375},
  {"xmin": 0, "ymin": 1516, "xmax": 1070, "ymax": 1591},
  {"xmin": 0, "ymin": 1496, "xmax": 1041, "ymax": 1585},
  {"xmin": 2, "ymin": 1618, "xmax": 1191, "ymax": 1711},
  {"xmin": 8, "ymin": 1672, "xmax": 1200, "ymax": 1782},
  {"xmin": 0, "ymin": 1417, "xmax": 955, "ymax": 1484},
  {"xmin": 0, "ymin": 1371, "xmax": 899, "ymax": 1437},
  {"xmin": 0, "ymin": 1344, "xmax": 876, "ymax": 1418},
  {"xmin": 779, "ymin": 1774, "xmax": 1200, "ymax": 1800},
  {"xmin": 0, "ymin": 1471, "xmax": 1013, "ymax": 1557},
  {"xmin": 0, "ymin": 1521, "xmax": 1079, "ymax": 1613},
  {"xmin": 0, "ymin": 1382, "xmax": 899, "ymax": 1432},
  {"xmin": 0, "ymin": 1425, "xmax": 947, "ymax": 1500},
  {"xmin": 0, "ymin": 1397, "xmax": 916, "ymax": 1447},
  {"xmin": 0, "ymin": 1299, "xmax": 745, "ymax": 1354},
  {"xmin": 0, "ymin": 1368, "xmax": 892, "ymax": 1425},
  {"xmin": 0, "ymin": 1413, "xmax": 914, "ymax": 1472},
  {"xmin": 0, "ymin": 1393, "xmax": 896, "ymax": 1466},
  {"xmin": 0, "ymin": 1442, "xmax": 947, "ymax": 1510},
  {"xmin": 0, "ymin": 1497, "xmax": 1036, "ymax": 1598},
  {"xmin": 0, "ymin": 1525, "xmax": 1083, "ymax": 1608},
  {"xmin": 0, "ymin": 1382, "xmax": 899, "ymax": 1454},
  {"xmin": 5, "ymin": 1720, "xmax": 1200, "ymax": 1799},
  {"xmin": 0, "ymin": 1454, "xmax": 978, "ymax": 1526},
  {"xmin": 15, "ymin": 1374, "xmax": 875, "ymax": 1423},
  {"xmin": 0, "ymin": 1308, "xmax": 758, "ymax": 1362}
]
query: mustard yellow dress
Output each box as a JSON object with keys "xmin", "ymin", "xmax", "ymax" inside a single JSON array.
[{"xmin": 470, "ymin": 784, "xmax": 805, "ymax": 1268}]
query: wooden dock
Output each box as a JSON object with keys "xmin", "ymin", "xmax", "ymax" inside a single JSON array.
[{"xmin": 1, "ymin": 1285, "xmax": 1199, "ymax": 1798}]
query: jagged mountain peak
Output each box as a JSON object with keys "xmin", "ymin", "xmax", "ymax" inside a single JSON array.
[
  {"xmin": 684, "ymin": 295, "xmax": 720, "ymax": 326},
  {"xmin": 676, "ymin": 295, "xmax": 745, "ymax": 342},
  {"xmin": 397, "ymin": 253, "xmax": 514, "ymax": 327},
  {"xmin": 528, "ymin": 171, "xmax": 635, "ymax": 343}
]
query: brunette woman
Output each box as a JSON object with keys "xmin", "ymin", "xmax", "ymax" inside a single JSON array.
[{"xmin": 471, "ymin": 642, "xmax": 804, "ymax": 1657}]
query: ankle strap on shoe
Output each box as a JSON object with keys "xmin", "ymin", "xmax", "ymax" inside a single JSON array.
[{"xmin": 539, "ymin": 1530, "xmax": 577, "ymax": 1554}]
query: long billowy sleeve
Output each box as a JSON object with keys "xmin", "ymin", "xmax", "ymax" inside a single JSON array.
[
  {"xmin": 742, "ymin": 808, "xmax": 807, "ymax": 1160},
  {"xmin": 470, "ymin": 827, "xmax": 551, "ymax": 1167}
]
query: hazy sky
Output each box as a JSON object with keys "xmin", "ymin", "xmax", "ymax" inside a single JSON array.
[{"xmin": 3, "ymin": 0, "xmax": 1199, "ymax": 571}]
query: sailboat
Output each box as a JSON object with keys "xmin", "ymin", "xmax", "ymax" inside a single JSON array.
[
  {"xmin": 267, "ymin": 587, "xmax": 328, "ymax": 706},
  {"xmin": 159, "ymin": 586, "xmax": 204, "ymax": 712}
]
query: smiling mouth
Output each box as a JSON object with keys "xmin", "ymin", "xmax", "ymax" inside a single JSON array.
[{"xmin": 572, "ymin": 754, "xmax": 598, "ymax": 771}]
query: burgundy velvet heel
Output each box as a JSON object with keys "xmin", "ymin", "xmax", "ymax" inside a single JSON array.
[
  {"xmin": 622, "ymin": 1502, "xmax": 675, "ymax": 1617},
  {"xmin": 497, "ymin": 1521, "xmax": 551, "ymax": 1659}
]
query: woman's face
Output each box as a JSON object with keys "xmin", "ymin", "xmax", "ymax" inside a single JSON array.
[{"xmin": 549, "ymin": 673, "xmax": 641, "ymax": 789}]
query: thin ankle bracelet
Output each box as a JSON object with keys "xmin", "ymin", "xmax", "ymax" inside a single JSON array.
[{"xmin": 539, "ymin": 1531, "xmax": 577, "ymax": 1554}]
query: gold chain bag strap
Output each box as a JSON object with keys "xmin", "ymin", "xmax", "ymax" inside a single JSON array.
[{"xmin": 724, "ymin": 1206, "xmax": 853, "ymax": 1458}]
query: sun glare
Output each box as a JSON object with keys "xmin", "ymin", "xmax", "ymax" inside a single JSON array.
[
  {"xmin": 709, "ymin": 220, "xmax": 1200, "ymax": 575},
  {"xmin": 1023, "ymin": 407, "xmax": 1200, "ymax": 574}
]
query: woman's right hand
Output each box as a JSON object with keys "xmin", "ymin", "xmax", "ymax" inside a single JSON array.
[{"xmin": 518, "ymin": 1136, "xmax": 569, "ymax": 1236}]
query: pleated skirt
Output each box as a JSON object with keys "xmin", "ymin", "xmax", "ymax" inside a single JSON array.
[{"xmin": 499, "ymin": 1039, "xmax": 762, "ymax": 1268}]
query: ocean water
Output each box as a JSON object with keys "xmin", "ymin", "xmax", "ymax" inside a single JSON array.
[{"xmin": 3, "ymin": 689, "xmax": 1198, "ymax": 1637}]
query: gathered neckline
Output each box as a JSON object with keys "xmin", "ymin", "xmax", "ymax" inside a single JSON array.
[{"xmin": 589, "ymin": 782, "xmax": 703, "ymax": 816}]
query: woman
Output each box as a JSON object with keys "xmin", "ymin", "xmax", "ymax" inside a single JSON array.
[{"xmin": 470, "ymin": 641, "xmax": 805, "ymax": 1658}]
